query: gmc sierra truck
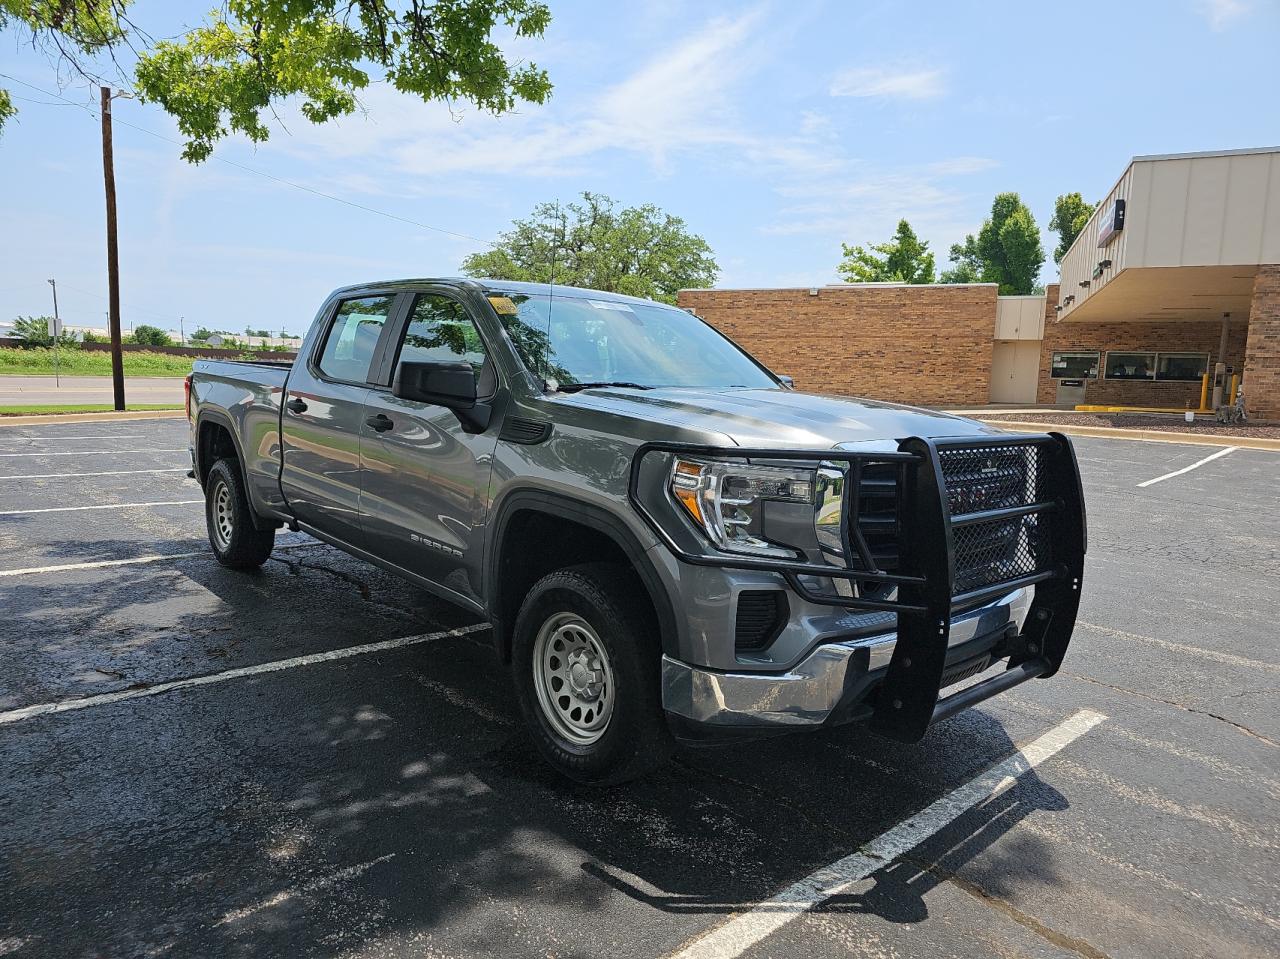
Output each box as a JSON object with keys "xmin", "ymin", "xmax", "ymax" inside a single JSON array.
[{"xmin": 187, "ymin": 278, "xmax": 1086, "ymax": 785}]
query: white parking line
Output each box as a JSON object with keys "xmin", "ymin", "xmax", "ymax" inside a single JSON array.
[
  {"xmin": 0, "ymin": 500, "xmax": 202, "ymax": 516},
  {"xmin": 1079, "ymin": 622, "xmax": 1280, "ymax": 674},
  {"xmin": 0, "ymin": 449, "xmax": 186, "ymax": 458},
  {"xmin": 0, "ymin": 623, "xmax": 491, "ymax": 726},
  {"xmin": 0, "ymin": 434, "xmax": 147, "ymax": 442},
  {"xmin": 2, "ymin": 468, "xmax": 189, "ymax": 480},
  {"xmin": 666, "ymin": 709, "xmax": 1107, "ymax": 959},
  {"xmin": 1137, "ymin": 446, "xmax": 1237, "ymax": 487},
  {"xmin": 0, "ymin": 541, "xmax": 322, "ymax": 577}
]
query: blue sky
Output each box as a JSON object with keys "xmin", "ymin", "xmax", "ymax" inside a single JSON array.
[{"xmin": 1, "ymin": 0, "xmax": 1277, "ymax": 336}]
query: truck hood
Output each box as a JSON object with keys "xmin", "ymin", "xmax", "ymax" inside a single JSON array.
[{"xmin": 553, "ymin": 387, "xmax": 1003, "ymax": 448}]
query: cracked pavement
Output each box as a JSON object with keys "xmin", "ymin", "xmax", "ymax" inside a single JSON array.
[{"xmin": 0, "ymin": 418, "xmax": 1277, "ymax": 958}]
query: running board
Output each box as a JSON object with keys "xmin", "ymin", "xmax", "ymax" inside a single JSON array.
[{"xmin": 930, "ymin": 658, "xmax": 1050, "ymax": 726}]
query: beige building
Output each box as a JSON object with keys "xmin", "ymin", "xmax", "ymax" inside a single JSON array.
[
  {"xmin": 680, "ymin": 146, "xmax": 1280, "ymax": 422},
  {"xmin": 1052, "ymin": 147, "xmax": 1280, "ymax": 419}
]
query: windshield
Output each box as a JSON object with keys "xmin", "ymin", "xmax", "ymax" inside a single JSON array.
[{"xmin": 488, "ymin": 293, "xmax": 779, "ymax": 390}]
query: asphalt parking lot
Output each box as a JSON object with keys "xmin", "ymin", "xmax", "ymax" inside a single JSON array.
[{"xmin": 1, "ymin": 417, "xmax": 1277, "ymax": 959}]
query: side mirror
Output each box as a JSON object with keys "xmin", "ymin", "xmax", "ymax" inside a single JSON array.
[
  {"xmin": 777, "ymin": 374, "xmax": 795, "ymax": 389},
  {"xmin": 392, "ymin": 360, "xmax": 491, "ymax": 433}
]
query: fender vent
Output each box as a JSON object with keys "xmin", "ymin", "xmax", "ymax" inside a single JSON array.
[
  {"xmin": 499, "ymin": 417, "xmax": 552, "ymax": 445},
  {"xmin": 735, "ymin": 590, "xmax": 788, "ymax": 651}
]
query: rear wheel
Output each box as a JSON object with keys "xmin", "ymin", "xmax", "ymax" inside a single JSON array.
[
  {"xmin": 205, "ymin": 458, "xmax": 274, "ymax": 570},
  {"xmin": 512, "ymin": 563, "xmax": 674, "ymax": 785}
]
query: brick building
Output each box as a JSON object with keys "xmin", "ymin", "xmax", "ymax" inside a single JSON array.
[
  {"xmin": 677, "ymin": 283, "xmax": 998, "ymax": 407},
  {"xmin": 678, "ymin": 147, "xmax": 1280, "ymax": 421}
]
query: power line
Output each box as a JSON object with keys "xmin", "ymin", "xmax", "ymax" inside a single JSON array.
[
  {"xmin": 52, "ymin": 282, "xmax": 181, "ymax": 324},
  {"xmin": 0, "ymin": 73, "xmax": 490, "ymax": 245},
  {"xmin": 0, "ymin": 278, "xmax": 180, "ymax": 324}
]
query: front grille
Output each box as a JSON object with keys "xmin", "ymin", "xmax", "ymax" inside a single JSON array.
[{"xmin": 938, "ymin": 444, "xmax": 1050, "ymax": 597}]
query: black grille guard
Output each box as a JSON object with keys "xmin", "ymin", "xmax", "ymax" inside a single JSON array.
[{"xmin": 627, "ymin": 432, "xmax": 1087, "ymax": 743}]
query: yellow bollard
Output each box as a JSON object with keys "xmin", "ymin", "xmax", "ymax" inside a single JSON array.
[
  {"xmin": 1199, "ymin": 373, "xmax": 1210, "ymax": 412},
  {"xmin": 1229, "ymin": 373, "xmax": 1240, "ymax": 404}
]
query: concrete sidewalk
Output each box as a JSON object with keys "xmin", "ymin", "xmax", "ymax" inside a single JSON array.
[{"xmin": 0, "ymin": 375, "xmax": 186, "ymax": 406}]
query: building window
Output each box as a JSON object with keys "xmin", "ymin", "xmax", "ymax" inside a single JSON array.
[
  {"xmin": 1104, "ymin": 351, "xmax": 1156, "ymax": 380},
  {"xmin": 1050, "ymin": 351, "xmax": 1100, "ymax": 379},
  {"xmin": 1155, "ymin": 353, "xmax": 1209, "ymax": 382}
]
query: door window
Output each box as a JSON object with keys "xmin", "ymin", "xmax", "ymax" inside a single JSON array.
[
  {"xmin": 397, "ymin": 294, "xmax": 489, "ymax": 382},
  {"xmin": 316, "ymin": 295, "xmax": 395, "ymax": 383}
]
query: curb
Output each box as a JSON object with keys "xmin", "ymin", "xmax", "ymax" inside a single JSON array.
[
  {"xmin": 977, "ymin": 419, "xmax": 1280, "ymax": 452},
  {"xmin": 0, "ymin": 410, "xmax": 186, "ymax": 427}
]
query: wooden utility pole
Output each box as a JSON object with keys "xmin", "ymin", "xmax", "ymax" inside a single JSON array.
[{"xmin": 100, "ymin": 86, "xmax": 125, "ymax": 411}]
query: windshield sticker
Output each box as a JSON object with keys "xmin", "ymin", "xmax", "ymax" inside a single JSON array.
[
  {"xmin": 587, "ymin": 299, "xmax": 636, "ymax": 312},
  {"xmin": 487, "ymin": 295, "xmax": 519, "ymax": 315}
]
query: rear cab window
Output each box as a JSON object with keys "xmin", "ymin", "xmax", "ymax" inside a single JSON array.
[{"xmin": 316, "ymin": 295, "xmax": 396, "ymax": 383}]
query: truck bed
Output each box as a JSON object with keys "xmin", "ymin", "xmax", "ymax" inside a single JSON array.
[{"xmin": 190, "ymin": 358, "xmax": 293, "ymax": 518}]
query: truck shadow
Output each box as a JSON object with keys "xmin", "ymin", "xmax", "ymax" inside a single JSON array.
[{"xmin": 0, "ymin": 538, "xmax": 1075, "ymax": 956}]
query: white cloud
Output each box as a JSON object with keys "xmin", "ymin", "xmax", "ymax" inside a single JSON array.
[
  {"xmin": 755, "ymin": 152, "xmax": 995, "ymax": 277},
  {"xmin": 258, "ymin": 8, "xmax": 775, "ymax": 182},
  {"xmin": 1197, "ymin": 0, "xmax": 1251, "ymax": 30},
  {"xmin": 829, "ymin": 66, "xmax": 946, "ymax": 100},
  {"xmin": 925, "ymin": 156, "xmax": 998, "ymax": 176},
  {"xmin": 213, "ymin": 8, "xmax": 975, "ymax": 276}
]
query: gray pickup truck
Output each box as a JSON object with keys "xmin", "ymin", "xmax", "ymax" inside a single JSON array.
[{"xmin": 188, "ymin": 278, "xmax": 1086, "ymax": 784}]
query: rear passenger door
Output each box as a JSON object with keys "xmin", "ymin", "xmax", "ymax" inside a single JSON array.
[
  {"xmin": 358, "ymin": 290, "xmax": 500, "ymax": 604},
  {"xmin": 280, "ymin": 293, "xmax": 400, "ymax": 539}
]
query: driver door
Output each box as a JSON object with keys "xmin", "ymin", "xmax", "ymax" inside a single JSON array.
[{"xmin": 359, "ymin": 290, "xmax": 500, "ymax": 604}]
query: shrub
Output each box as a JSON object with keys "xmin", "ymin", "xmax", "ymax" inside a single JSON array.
[
  {"xmin": 11, "ymin": 315, "xmax": 79, "ymax": 347},
  {"xmin": 132, "ymin": 324, "xmax": 173, "ymax": 347}
]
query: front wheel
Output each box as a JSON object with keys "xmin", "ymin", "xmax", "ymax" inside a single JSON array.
[
  {"xmin": 205, "ymin": 458, "xmax": 275, "ymax": 570},
  {"xmin": 512, "ymin": 564, "xmax": 674, "ymax": 786}
]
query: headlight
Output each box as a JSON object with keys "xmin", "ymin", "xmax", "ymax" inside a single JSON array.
[{"xmin": 669, "ymin": 457, "xmax": 814, "ymax": 557}]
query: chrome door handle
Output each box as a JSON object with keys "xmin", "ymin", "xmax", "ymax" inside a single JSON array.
[{"xmin": 365, "ymin": 413, "xmax": 394, "ymax": 432}]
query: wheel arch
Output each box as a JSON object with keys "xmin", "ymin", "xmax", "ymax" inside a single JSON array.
[
  {"xmin": 485, "ymin": 489, "xmax": 678, "ymax": 663},
  {"xmin": 194, "ymin": 410, "xmax": 277, "ymax": 531}
]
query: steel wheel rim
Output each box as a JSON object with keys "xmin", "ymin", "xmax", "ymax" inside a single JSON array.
[
  {"xmin": 212, "ymin": 480, "xmax": 234, "ymax": 551},
  {"xmin": 531, "ymin": 612, "xmax": 615, "ymax": 746}
]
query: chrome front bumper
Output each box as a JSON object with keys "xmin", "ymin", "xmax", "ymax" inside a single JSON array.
[{"xmin": 661, "ymin": 587, "xmax": 1034, "ymax": 733}]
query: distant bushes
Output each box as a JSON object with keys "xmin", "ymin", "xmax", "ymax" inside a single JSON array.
[{"xmin": 0, "ymin": 347, "xmax": 196, "ymax": 377}]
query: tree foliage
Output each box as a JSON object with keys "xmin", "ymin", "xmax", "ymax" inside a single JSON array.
[
  {"xmin": 131, "ymin": 324, "xmax": 172, "ymax": 346},
  {"xmin": 1, "ymin": 1, "xmax": 553, "ymax": 162},
  {"xmin": 461, "ymin": 192, "xmax": 719, "ymax": 304},
  {"xmin": 10, "ymin": 315, "xmax": 77, "ymax": 347},
  {"xmin": 940, "ymin": 192, "xmax": 1045, "ymax": 294},
  {"xmin": 1049, "ymin": 192, "xmax": 1095, "ymax": 264},
  {"xmin": 837, "ymin": 219, "xmax": 936, "ymax": 284}
]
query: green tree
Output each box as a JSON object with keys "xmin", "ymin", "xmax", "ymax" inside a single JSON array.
[
  {"xmin": 837, "ymin": 219, "xmax": 936, "ymax": 284},
  {"xmin": 10, "ymin": 315, "xmax": 78, "ymax": 347},
  {"xmin": 940, "ymin": 192, "xmax": 1045, "ymax": 294},
  {"xmin": 133, "ymin": 324, "xmax": 173, "ymax": 346},
  {"xmin": 1, "ymin": 1, "xmax": 553, "ymax": 162},
  {"xmin": 461, "ymin": 192, "xmax": 719, "ymax": 304},
  {"xmin": 1049, "ymin": 192, "xmax": 1096, "ymax": 264}
]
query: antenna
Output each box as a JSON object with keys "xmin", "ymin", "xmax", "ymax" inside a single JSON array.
[{"xmin": 543, "ymin": 199, "xmax": 563, "ymax": 390}]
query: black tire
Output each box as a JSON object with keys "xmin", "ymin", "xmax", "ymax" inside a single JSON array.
[
  {"xmin": 205, "ymin": 458, "xmax": 275, "ymax": 570},
  {"xmin": 511, "ymin": 563, "xmax": 674, "ymax": 786}
]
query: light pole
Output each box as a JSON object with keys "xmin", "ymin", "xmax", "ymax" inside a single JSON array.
[{"xmin": 46, "ymin": 278, "xmax": 61, "ymax": 388}]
